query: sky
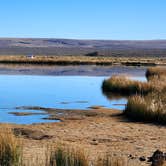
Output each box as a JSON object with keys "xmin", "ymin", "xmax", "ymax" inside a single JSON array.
[{"xmin": 0, "ymin": 0, "xmax": 166, "ymax": 40}]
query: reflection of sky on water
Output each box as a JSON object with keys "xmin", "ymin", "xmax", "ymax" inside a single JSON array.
[{"xmin": 0, "ymin": 72, "xmax": 145, "ymax": 124}]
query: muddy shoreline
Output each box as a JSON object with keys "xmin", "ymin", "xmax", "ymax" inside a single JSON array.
[
  {"xmin": 0, "ymin": 64, "xmax": 165, "ymax": 165},
  {"xmin": 1, "ymin": 108, "xmax": 166, "ymax": 166}
]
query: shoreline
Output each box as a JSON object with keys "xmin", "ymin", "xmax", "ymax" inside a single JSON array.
[
  {"xmin": 1, "ymin": 108, "xmax": 166, "ymax": 165},
  {"xmin": 0, "ymin": 63, "xmax": 147, "ymax": 76},
  {"xmin": 0, "ymin": 55, "xmax": 165, "ymax": 66}
]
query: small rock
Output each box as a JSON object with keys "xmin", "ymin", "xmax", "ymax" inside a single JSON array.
[
  {"xmin": 139, "ymin": 156, "xmax": 146, "ymax": 161},
  {"xmin": 150, "ymin": 150, "xmax": 166, "ymax": 166},
  {"xmin": 90, "ymin": 142, "xmax": 98, "ymax": 145}
]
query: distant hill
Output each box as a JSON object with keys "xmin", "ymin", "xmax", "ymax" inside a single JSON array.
[{"xmin": 0, "ymin": 38, "xmax": 166, "ymax": 57}]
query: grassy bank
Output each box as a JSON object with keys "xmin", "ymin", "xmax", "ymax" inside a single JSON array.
[
  {"xmin": 0, "ymin": 55, "xmax": 165, "ymax": 66},
  {"xmin": 102, "ymin": 67, "xmax": 166, "ymax": 124},
  {"xmin": 102, "ymin": 75, "xmax": 153, "ymax": 95},
  {"xmin": 146, "ymin": 67, "xmax": 166, "ymax": 80},
  {"xmin": 124, "ymin": 90, "xmax": 166, "ymax": 124}
]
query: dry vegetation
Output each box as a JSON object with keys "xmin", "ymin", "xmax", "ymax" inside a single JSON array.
[
  {"xmin": 0, "ymin": 132, "xmax": 134, "ymax": 166},
  {"xmin": 0, "ymin": 55, "xmax": 165, "ymax": 66},
  {"xmin": 0, "ymin": 128, "xmax": 22, "ymax": 166},
  {"xmin": 103, "ymin": 67, "xmax": 166, "ymax": 124},
  {"xmin": 102, "ymin": 75, "xmax": 153, "ymax": 95}
]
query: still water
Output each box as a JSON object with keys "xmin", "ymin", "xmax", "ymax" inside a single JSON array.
[{"xmin": 0, "ymin": 66, "xmax": 147, "ymax": 124}]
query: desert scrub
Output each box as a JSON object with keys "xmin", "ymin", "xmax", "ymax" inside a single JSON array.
[
  {"xmin": 124, "ymin": 90, "xmax": 166, "ymax": 124},
  {"xmin": 48, "ymin": 145, "xmax": 88, "ymax": 166},
  {"xmin": 102, "ymin": 75, "xmax": 153, "ymax": 95},
  {"xmin": 0, "ymin": 128, "xmax": 22, "ymax": 166}
]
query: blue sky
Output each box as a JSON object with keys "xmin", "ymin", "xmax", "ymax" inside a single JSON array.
[{"xmin": 0, "ymin": 0, "xmax": 166, "ymax": 40}]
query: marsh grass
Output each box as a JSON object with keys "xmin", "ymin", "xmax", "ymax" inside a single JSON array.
[
  {"xmin": 48, "ymin": 145, "xmax": 88, "ymax": 166},
  {"xmin": 146, "ymin": 67, "xmax": 166, "ymax": 80},
  {"xmin": 124, "ymin": 89, "xmax": 166, "ymax": 124},
  {"xmin": 102, "ymin": 75, "xmax": 153, "ymax": 95},
  {"xmin": 0, "ymin": 55, "xmax": 165, "ymax": 66},
  {"xmin": 103, "ymin": 67, "xmax": 166, "ymax": 124},
  {"xmin": 0, "ymin": 128, "xmax": 22, "ymax": 166}
]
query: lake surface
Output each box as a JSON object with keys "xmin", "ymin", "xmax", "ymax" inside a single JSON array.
[{"xmin": 0, "ymin": 65, "xmax": 147, "ymax": 124}]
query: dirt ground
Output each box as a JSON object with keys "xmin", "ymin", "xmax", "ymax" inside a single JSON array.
[{"xmin": 1, "ymin": 108, "xmax": 166, "ymax": 165}]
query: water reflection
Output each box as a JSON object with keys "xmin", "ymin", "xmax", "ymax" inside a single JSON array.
[{"xmin": 0, "ymin": 66, "xmax": 146, "ymax": 124}]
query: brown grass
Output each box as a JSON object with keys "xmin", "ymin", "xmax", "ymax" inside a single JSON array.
[
  {"xmin": 48, "ymin": 145, "xmax": 88, "ymax": 166},
  {"xmin": 146, "ymin": 67, "xmax": 166, "ymax": 80},
  {"xmin": 0, "ymin": 55, "xmax": 165, "ymax": 66},
  {"xmin": 124, "ymin": 90, "xmax": 166, "ymax": 124},
  {"xmin": 0, "ymin": 127, "xmax": 22, "ymax": 166},
  {"xmin": 103, "ymin": 67, "xmax": 166, "ymax": 124},
  {"xmin": 124, "ymin": 67, "xmax": 166, "ymax": 124},
  {"xmin": 102, "ymin": 75, "xmax": 153, "ymax": 95}
]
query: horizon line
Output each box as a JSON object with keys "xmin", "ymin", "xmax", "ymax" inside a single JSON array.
[{"xmin": 0, "ymin": 37, "xmax": 166, "ymax": 41}]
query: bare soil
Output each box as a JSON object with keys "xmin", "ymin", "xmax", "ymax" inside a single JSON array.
[{"xmin": 1, "ymin": 108, "xmax": 166, "ymax": 165}]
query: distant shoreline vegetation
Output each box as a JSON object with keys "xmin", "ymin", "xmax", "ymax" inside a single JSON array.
[{"xmin": 0, "ymin": 55, "xmax": 165, "ymax": 66}]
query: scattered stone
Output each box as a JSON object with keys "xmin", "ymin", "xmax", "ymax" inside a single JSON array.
[
  {"xmin": 129, "ymin": 154, "xmax": 133, "ymax": 158},
  {"xmin": 139, "ymin": 156, "xmax": 146, "ymax": 161},
  {"xmin": 90, "ymin": 141, "xmax": 98, "ymax": 145},
  {"xmin": 149, "ymin": 150, "xmax": 166, "ymax": 166}
]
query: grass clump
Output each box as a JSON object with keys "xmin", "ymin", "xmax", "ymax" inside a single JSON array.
[
  {"xmin": 124, "ymin": 90, "xmax": 166, "ymax": 124},
  {"xmin": 48, "ymin": 145, "xmax": 88, "ymax": 166},
  {"xmin": 103, "ymin": 67, "xmax": 166, "ymax": 124},
  {"xmin": 0, "ymin": 128, "xmax": 22, "ymax": 166},
  {"xmin": 102, "ymin": 75, "xmax": 153, "ymax": 95},
  {"xmin": 146, "ymin": 67, "xmax": 166, "ymax": 80}
]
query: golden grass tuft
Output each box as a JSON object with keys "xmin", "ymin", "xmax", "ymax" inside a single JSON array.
[
  {"xmin": 102, "ymin": 75, "xmax": 153, "ymax": 95},
  {"xmin": 103, "ymin": 67, "xmax": 166, "ymax": 124},
  {"xmin": 124, "ymin": 89, "xmax": 166, "ymax": 124},
  {"xmin": 0, "ymin": 127, "xmax": 22, "ymax": 166},
  {"xmin": 48, "ymin": 145, "xmax": 89, "ymax": 166},
  {"xmin": 146, "ymin": 67, "xmax": 166, "ymax": 80}
]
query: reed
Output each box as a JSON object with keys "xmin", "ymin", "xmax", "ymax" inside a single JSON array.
[
  {"xmin": 124, "ymin": 90, "xmax": 166, "ymax": 124},
  {"xmin": 102, "ymin": 75, "xmax": 153, "ymax": 95},
  {"xmin": 0, "ymin": 128, "xmax": 22, "ymax": 166},
  {"xmin": 103, "ymin": 67, "xmax": 166, "ymax": 124},
  {"xmin": 48, "ymin": 145, "xmax": 88, "ymax": 166},
  {"xmin": 146, "ymin": 67, "xmax": 166, "ymax": 80}
]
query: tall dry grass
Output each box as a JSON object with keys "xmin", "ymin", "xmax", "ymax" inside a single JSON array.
[
  {"xmin": 146, "ymin": 67, "xmax": 166, "ymax": 80},
  {"xmin": 0, "ymin": 128, "xmax": 22, "ymax": 166},
  {"xmin": 102, "ymin": 75, "xmax": 153, "ymax": 95},
  {"xmin": 48, "ymin": 145, "xmax": 88, "ymax": 166},
  {"xmin": 124, "ymin": 88, "xmax": 166, "ymax": 124},
  {"xmin": 103, "ymin": 67, "xmax": 166, "ymax": 124}
]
